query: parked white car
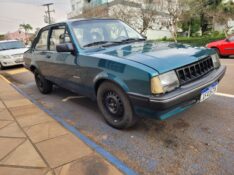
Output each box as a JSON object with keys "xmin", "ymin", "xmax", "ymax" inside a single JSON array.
[{"xmin": 0, "ymin": 40, "xmax": 28, "ymax": 70}]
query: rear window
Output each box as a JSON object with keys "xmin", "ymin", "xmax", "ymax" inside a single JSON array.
[{"xmin": 0, "ymin": 41, "xmax": 25, "ymax": 51}]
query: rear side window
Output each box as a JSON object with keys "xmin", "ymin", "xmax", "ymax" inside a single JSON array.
[
  {"xmin": 35, "ymin": 30, "xmax": 49, "ymax": 51},
  {"xmin": 49, "ymin": 26, "xmax": 66, "ymax": 51}
]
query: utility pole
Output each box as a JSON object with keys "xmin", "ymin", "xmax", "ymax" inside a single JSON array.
[{"xmin": 42, "ymin": 3, "xmax": 55, "ymax": 24}]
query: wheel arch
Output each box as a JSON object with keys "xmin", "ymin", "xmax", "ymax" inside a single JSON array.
[
  {"xmin": 94, "ymin": 76, "xmax": 129, "ymax": 96},
  {"xmin": 29, "ymin": 64, "xmax": 39, "ymax": 73},
  {"xmin": 211, "ymin": 47, "xmax": 221, "ymax": 54}
]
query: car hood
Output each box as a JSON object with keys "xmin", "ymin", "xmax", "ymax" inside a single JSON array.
[
  {"xmin": 101, "ymin": 41, "xmax": 214, "ymax": 73},
  {"xmin": 0, "ymin": 48, "xmax": 28, "ymax": 56}
]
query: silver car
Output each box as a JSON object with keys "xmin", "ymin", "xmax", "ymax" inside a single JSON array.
[{"xmin": 0, "ymin": 40, "xmax": 28, "ymax": 70}]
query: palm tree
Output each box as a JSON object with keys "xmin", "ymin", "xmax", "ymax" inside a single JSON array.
[{"xmin": 19, "ymin": 24, "xmax": 33, "ymax": 44}]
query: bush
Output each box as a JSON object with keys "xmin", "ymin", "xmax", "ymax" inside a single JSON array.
[
  {"xmin": 159, "ymin": 35, "xmax": 226, "ymax": 47},
  {"xmin": 0, "ymin": 35, "xmax": 5, "ymax": 41},
  {"xmin": 162, "ymin": 36, "xmax": 167, "ymax": 41}
]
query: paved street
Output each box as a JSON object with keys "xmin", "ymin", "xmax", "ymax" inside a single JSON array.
[
  {"xmin": 0, "ymin": 59, "xmax": 233, "ymax": 175},
  {"xmin": 0, "ymin": 76, "xmax": 123, "ymax": 175}
]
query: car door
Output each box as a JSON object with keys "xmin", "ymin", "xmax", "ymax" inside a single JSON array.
[
  {"xmin": 33, "ymin": 28, "xmax": 52, "ymax": 78},
  {"xmin": 46, "ymin": 24, "xmax": 81, "ymax": 92},
  {"xmin": 226, "ymin": 36, "xmax": 234, "ymax": 55}
]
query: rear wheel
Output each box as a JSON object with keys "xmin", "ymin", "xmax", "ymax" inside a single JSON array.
[
  {"xmin": 34, "ymin": 69, "xmax": 53, "ymax": 94},
  {"xmin": 97, "ymin": 82, "xmax": 137, "ymax": 129}
]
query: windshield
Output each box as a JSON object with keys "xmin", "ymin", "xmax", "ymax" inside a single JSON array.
[
  {"xmin": 0, "ymin": 41, "xmax": 25, "ymax": 51},
  {"xmin": 71, "ymin": 19, "xmax": 144, "ymax": 48}
]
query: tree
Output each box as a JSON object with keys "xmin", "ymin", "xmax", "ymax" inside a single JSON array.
[
  {"xmin": 136, "ymin": 0, "xmax": 158, "ymax": 34},
  {"xmin": 210, "ymin": 1, "xmax": 234, "ymax": 37},
  {"xmin": 0, "ymin": 34, "xmax": 5, "ymax": 41},
  {"xmin": 19, "ymin": 23, "xmax": 33, "ymax": 34},
  {"xmin": 19, "ymin": 24, "xmax": 33, "ymax": 44},
  {"xmin": 163, "ymin": 0, "xmax": 185, "ymax": 42},
  {"xmin": 111, "ymin": 0, "xmax": 158, "ymax": 35}
]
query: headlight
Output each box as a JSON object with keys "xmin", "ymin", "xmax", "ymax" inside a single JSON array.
[
  {"xmin": 211, "ymin": 54, "xmax": 220, "ymax": 68},
  {"xmin": 151, "ymin": 71, "xmax": 180, "ymax": 94},
  {"xmin": 0, "ymin": 55, "xmax": 11, "ymax": 59}
]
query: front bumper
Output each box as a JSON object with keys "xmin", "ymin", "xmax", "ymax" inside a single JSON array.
[
  {"xmin": 128, "ymin": 65, "xmax": 226, "ymax": 111},
  {"xmin": 0, "ymin": 58, "xmax": 24, "ymax": 67}
]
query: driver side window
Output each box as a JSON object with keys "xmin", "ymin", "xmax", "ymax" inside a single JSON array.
[{"xmin": 49, "ymin": 26, "xmax": 71, "ymax": 51}]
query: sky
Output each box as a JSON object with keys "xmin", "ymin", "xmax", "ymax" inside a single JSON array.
[{"xmin": 0, "ymin": 0, "xmax": 71, "ymax": 34}]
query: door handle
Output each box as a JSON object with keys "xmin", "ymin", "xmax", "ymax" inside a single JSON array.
[{"xmin": 46, "ymin": 55, "xmax": 51, "ymax": 59}]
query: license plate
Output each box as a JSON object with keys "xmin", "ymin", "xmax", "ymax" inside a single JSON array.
[{"xmin": 200, "ymin": 82, "xmax": 218, "ymax": 102}]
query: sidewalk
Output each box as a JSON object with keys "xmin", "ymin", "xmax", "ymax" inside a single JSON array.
[{"xmin": 0, "ymin": 76, "xmax": 123, "ymax": 175}]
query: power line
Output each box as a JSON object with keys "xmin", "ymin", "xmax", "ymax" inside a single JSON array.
[{"xmin": 42, "ymin": 3, "xmax": 55, "ymax": 24}]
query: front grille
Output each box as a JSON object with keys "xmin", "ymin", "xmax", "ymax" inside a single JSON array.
[{"xmin": 176, "ymin": 57, "xmax": 214, "ymax": 85}]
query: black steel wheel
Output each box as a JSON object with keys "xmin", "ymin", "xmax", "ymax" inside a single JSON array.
[
  {"xmin": 34, "ymin": 69, "xmax": 53, "ymax": 94},
  {"xmin": 97, "ymin": 81, "xmax": 137, "ymax": 129}
]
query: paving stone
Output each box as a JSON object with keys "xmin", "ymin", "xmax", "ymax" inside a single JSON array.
[
  {"xmin": 36, "ymin": 134, "xmax": 93, "ymax": 168},
  {"xmin": 0, "ymin": 167, "xmax": 48, "ymax": 175},
  {"xmin": 1, "ymin": 93, "xmax": 24, "ymax": 101},
  {"xmin": 4, "ymin": 99, "xmax": 32, "ymax": 108},
  {"xmin": 0, "ymin": 101, "xmax": 4, "ymax": 109},
  {"xmin": 55, "ymin": 153, "xmax": 123, "ymax": 175},
  {"xmin": 0, "ymin": 137, "xmax": 25, "ymax": 160},
  {"xmin": 0, "ymin": 88, "xmax": 13, "ymax": 94},
  {"xmin": 16, "ymin": 112, "xmax": 54, "ymax": 128},
  {"xmin": 9, "ymin": 104, "xmax": 43, "ymax": 117},
  {"xmin": 0, "ymin": 109, "xmax": 14, "ymax": 121},
  {"xmin": 0, "ymin": 122, "xmax": 26, "ymax": 138},
  {"xmin": 0, "ymin": 140, "xmax": 47, "ymax": 167},
  {"xmin": 0, "ymin": 120, "xmax": 13, "ymax": 129},
  {"xmin": 24, "ymin": 121, "xmax": 68, "ymax": 143},
  {"xmin": 45, "ymin": 171, "xmax": 54, "ymax": 175}
]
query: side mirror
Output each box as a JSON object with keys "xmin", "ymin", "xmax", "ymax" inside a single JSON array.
[
  {"xmin": 56, "ymin": 43, "xmax": 74, "ymax": 53},
  {"xmin": 225, "ymin": 38, "xmax": 230, "ymax": 42}
]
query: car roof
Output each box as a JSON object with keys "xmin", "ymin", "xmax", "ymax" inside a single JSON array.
[
  {"xmin": 0, "ymin": 40, "xmax": 21, "ymax": 43},
  {"xmin": 40, "ymin": 18, "xmax": 118, "ymax": 30}
]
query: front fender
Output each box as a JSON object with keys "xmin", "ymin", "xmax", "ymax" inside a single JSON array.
[{"xmin": 93, "ymin": 71, "xmax": 129, "ymax": 93}]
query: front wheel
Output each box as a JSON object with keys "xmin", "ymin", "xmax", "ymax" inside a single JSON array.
[
  {"xmin": 97, "ymin": 82, "xmax": 137, "ymax": 129},
  {"xmin": 34, "ymin": 69, "xmax": 53, "ymax": 94},
  {"xmin": 214, "ymin": 48, "xmax": 229, "ymax": 58}
]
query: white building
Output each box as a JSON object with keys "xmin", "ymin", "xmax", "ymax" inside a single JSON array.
[{"xmin": 67, "ymin": 0, "xmax": 172, "ymax": 39}]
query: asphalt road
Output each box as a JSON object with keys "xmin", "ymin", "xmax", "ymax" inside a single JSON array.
[{"xmin": 0, "ymin": 59, "xmax": 233, "ymax": 175}]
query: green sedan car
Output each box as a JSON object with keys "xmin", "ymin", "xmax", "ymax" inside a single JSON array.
[{"xmin": 24, "ymin": 19, "xmax": 226, "ymax": 129}]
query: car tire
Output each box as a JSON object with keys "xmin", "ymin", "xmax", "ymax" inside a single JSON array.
[
  {"xmin": 97, "ymin": 81, "xmax": 137, "ymax": 129},
  {"xmin": 214, "ymin": 48, "xmax": 229, "ymax": 58},
  {"xmin": 34, "ymin": 69, "xmax": 53, "ymax": 94},
  {"xmin": 0, "ymin": 63, "xmax": 4, "ymax": 70}
]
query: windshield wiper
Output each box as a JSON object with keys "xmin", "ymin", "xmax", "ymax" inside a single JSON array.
[
  {"xmin": 10, "ymin": 47, "xmax": 22, "ymax": 49},
  {"xmin": 119, "ymin": 38, "xmax": 146, "ymax": 43},
  {"xmin": 83, "ymin": 41, "xmax": 111, "ymax": 48},
  {"xmin": 83, "ymin": 38, "xmax": 145, "ymax": 48}
]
